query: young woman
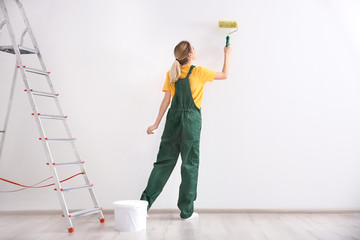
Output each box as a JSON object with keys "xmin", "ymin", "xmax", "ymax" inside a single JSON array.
[{"xmin": 141, "ymin": 40, "xmax": 232, "ymax": 220}]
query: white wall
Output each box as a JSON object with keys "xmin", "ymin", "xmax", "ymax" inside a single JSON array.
[{"xmin": 1, "ymin": 0, "xmax": 360, "ymax": 211}]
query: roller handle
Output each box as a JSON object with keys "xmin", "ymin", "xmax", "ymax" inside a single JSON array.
[{"xmin": 226, "ymin": 36, "xmax": 230, "ymax": 47}]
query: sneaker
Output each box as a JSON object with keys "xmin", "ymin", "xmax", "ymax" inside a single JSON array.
[{"xmin": 181, "ymin": 212, "xmax": 199, "ymax": 221}]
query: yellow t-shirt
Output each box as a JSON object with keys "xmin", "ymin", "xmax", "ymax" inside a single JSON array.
[{"xmin": 162, "ymin": 65, "xmax": 216, "ymax": 109}]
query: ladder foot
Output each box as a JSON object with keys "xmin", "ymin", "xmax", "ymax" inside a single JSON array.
[
  {"xmin": 100, "ymin": 218, "xmax": 105, "ymax": 223},
  {"xmin": 68, "ymin": 227, "xmax": 74, "ymax": 233}
]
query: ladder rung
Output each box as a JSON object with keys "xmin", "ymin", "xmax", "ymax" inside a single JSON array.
[
  {"xmin": 0, "ymin": 45, "xmax": 38, "ymax": 54},
  {"xmin": 39, "ymin": 138, "xmax": 76, "ymax": 142},
  {"xmin": 47, "ymin": 161, "xmax": 85, "ymax": 166},
  {"xmin": 65, "ymin": 208, "xmax": 102, "ymax": 219},
  {"xmin": 18, "ymin": 66, "xmax": 50, "ymax": 76},
  {"xmin": 31, "ymin": 90, "xmax": 59, "ymax": 98},
  {"xmin": 38, "ymin": 114, "xmax": 68, "ymax": 120},
  {"xmin": 0, "ymin": 131, "xmax": 4, "ymax": 133},
  {"xmin": 58, "ymin": 184, "xmax": 93, "ymax": 193}
]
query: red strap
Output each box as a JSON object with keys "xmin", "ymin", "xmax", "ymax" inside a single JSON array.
[{"xmin": 0, "ymin": 172, "xmax": 84, "ymax": 193}]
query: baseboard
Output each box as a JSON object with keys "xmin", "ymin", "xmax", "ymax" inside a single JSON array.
[
  {"xmin": 1, "ymin": 208, "xmax": 360, "ymax": 215},
  {"xmin": 148, "ymin": 209, "xmax": 360, "ymax": 214}
]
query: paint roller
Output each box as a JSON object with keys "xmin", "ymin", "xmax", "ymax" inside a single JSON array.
[{"xmin": 218, "ymin": 20, "xmax": 238, "ymax": 47}]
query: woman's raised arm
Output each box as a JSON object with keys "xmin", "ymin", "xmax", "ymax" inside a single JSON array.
[{"xmin": 214, "ymin": 45, "xmax": 232, "ymax": 80}]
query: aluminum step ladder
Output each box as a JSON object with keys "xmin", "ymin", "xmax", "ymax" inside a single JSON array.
[{"xmin": 0, "ymin": 0, "xmax": 105, "ymax": 233}]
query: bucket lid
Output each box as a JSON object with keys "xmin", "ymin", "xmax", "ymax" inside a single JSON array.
[{"xmin": 113, "ymin": 200, "xmax": 148, "ymax": 208}]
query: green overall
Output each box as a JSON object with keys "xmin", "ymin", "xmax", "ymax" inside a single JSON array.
[{"xmin": 141, "ymin": 65, "xmax": 201, "ymax": 219}]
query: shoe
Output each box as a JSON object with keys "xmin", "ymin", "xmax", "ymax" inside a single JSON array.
[{"xmin": 181, "ymin": 212, "xmax": 199, "ymax": 221}]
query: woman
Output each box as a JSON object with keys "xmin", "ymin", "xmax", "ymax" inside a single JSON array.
[{"xmin": 141, "ymin": 40, "xmax": 232, "ymax": 220}]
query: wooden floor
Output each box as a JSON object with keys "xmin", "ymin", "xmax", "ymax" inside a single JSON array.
[{"xmin": 1, "ymin": 212, "xmax": 360, "ymax": 240}]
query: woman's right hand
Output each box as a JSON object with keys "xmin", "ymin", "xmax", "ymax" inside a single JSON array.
[
  {"xmin": 224, "ymin": 45, "xmax": 232, "ymax": 56},
  {"xmin": 147, "ymin": 124, "xmax": 158, "ymax": 135}
]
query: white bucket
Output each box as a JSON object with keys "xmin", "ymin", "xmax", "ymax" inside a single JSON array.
[{"xmin": 113, "ymin": 200, "xmax": 148, "ymax": 232}]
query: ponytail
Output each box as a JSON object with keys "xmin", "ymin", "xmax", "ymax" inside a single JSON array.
[
  {"xmin": 169, "ymin": 60, "xmax": 181, "ymax": 83},
  {"xmin": 169, "ymin": 41, "xmax": 192, "ymax": 83}
]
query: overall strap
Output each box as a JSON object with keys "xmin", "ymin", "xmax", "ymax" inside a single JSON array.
[
  {"xmin": 170, "ymin": 64, "xmax": 199, "ymax": 111},
  {"xmin": 185, "ymin": 65, "xmax": 195, "ymax": 79}
]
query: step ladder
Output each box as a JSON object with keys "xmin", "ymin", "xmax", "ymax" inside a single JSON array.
[{"xmin": 0, "ymin": 0, "xmax": 105, "ymax": 233}]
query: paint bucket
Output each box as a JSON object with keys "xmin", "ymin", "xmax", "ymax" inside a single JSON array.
[{"xmin": 113, "ymin": 200, "xmax": 148, "ymax": 232}]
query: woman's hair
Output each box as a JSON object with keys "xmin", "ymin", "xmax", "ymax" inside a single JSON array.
[{"xmin": 169, "ymin": 40, "xmax": 192, "ymax": 83}]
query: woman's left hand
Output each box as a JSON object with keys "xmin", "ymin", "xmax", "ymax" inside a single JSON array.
[{"xmin": 147, "ymin": 124, "xmax": 158, "ymax": 135}]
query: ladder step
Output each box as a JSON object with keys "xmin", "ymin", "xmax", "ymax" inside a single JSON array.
[
  {"xmin": 39, "ymin": 138, "xmax": 76, "ymax": 142},
  {"xmin": 18, "ymin": 66, "xmax": 50, "ymax": 76},
  {"xmin": 47, "ymin": 161, "xmax": 85, "ymax": 166},
  {"xmin": 0, "ymin": 131, "xmax": 4, "ymax": 133},
  {"xmin": 57, "ymin": 184, "xmax": 93, "ymax": 193},
  {"xmin": 38, "ymin": 114, "xmax": 68, "ymax": 120},
  {"xmin": 31, "ymin": 90, "xmax": 59, "ymax": 98},
  {"xmin": 65, "ymin": 208, "xmax": 102, "ymax": 219},
  {"xmin": 0, "ymin": 45, "xmax": 38, "ymax": 54}
]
